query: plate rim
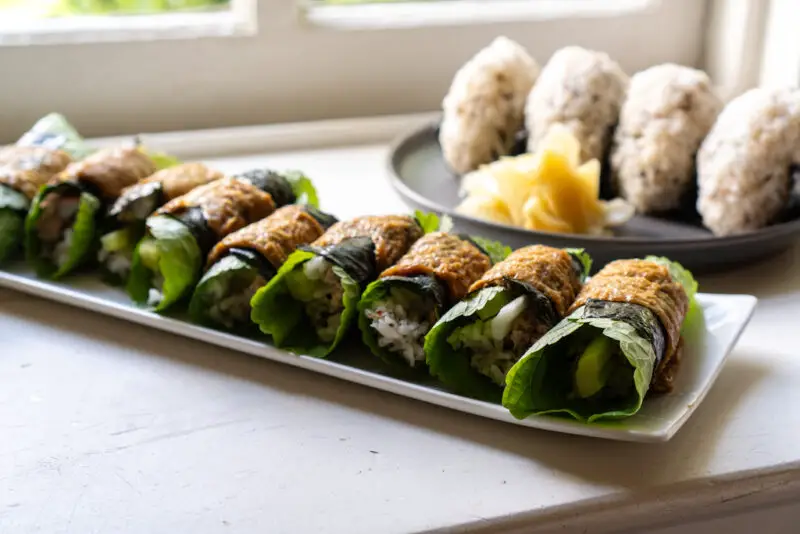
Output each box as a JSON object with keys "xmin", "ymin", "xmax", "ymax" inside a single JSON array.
[
  {"xmin": 0, "ymin": 268, "xmax": 758, "ymax": 443},
  {"xmin": 386, "ymin": 120, "xmax": 800, "ymax": 247}
]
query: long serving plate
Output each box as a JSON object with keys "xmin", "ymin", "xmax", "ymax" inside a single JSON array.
[{"xmin": 0, "ymin": 264, "xmax": 756, "ymax": 443}]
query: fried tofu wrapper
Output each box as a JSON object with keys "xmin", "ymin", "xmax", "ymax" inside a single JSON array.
[
  {"xmin": 357, "ymin": 231, "xmax": 510, "ymax": 373},
  {"xmin": 189, "ymin": 204, "xmax": 338, "ymax": 332},
  {"xmin": 425, "ymin": 245, "xmax": 591, "ymax": 401},
  {"xmin": 250, "ymin": 214, "xmax": 427, "ymax": 357},
  {"xmin": 503, "ymin": 257, "xmax": 697, "ymax": 422},
  {"xmin": 98, "ymin": 163, "xmax": 224, "ymax": 284},
  {"xmin": 0, "ymin": 146, "xmax": 73, "ymax": 263},
  {"xmin": 25, "ymin": 146, "xmax": 159, "ymax": 279}
]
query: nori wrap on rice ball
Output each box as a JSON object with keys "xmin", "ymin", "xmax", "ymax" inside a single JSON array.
[
  {"xmin": 189, "ymin": 204, "xmax": 337, "ymax": 331},
  {"xmin": 25, "ymin": 146, "xmax": 158, "ymax": 279},
  {"xmin": 503, "ymin": 256, "xmax": 697, "ymax": 422},
  {"xmin": 0, "ymin": 146, "xmax": 73, "ymax": 263},
  {"xmin": 357, "ymin": 231, "xmax": 508, "ymax": 371},
  {"xmin": 127, "ymin": 169, "xmax": 319, "ymax": 312},
  {"xmin": 425, "ymin": 245, "xmax": 591, "ymax": 401},
  {"xmin": 98, "ymin": 162, "xmax": 225, "ymax": 284},
  {"xmin": 250, "ymin": 214, "xmax": 426, "ymax": 357}
]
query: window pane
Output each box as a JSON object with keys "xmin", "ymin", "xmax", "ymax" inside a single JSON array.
[{"xmin": 0, "ymin": 0, "xmax": 231, "ymax": 17}]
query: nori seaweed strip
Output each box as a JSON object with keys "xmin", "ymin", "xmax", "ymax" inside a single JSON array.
[
  {"xmin": 580, "ymin": 299, "xmax": 667, "ymax": 367},
  {"xmin": 236, "ymin": 169, "xmax": 296, "ymax": 207},
  {"xmin": 174, "ymin": 206, "xmax": 218, "ymax": 258},
  {"xmin": 304, "ymin": 205, "xmax": 338, "ymax": 229},
  {"xmin": 228, "ymin": 247, "xmax": 278, "ymax": 281},
  {"xmin": 300, "ymin": 236, "xmax": 378, "ymax": 291},
  {"xmin": 106, "ymin": 181, "xmax": 165, "ymax": 227}
]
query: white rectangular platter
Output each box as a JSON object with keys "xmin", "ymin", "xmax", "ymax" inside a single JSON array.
[{"xmin": 0, "ymin": 263, "xmax": 757, "ymax": 443}]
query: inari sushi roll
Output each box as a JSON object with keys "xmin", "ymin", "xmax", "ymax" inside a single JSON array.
[
  {"xmin": 189, "ymin": 204, "xmax": 338, "ymax": 331},
  {"xmin": 425, "ymin": 245, "xmax": 591, "ymax": 401},
  {"xmin": 503, "ymin": 257, "xmax": 696, "ymax": 422},
  {"xmin": 25, "ymin": 146, "xmax": 158, "ymax": 279},
  {"xmin": 127, "ymin": 168, "xmax": 318, "ymax": 312},
  {"xmin": 440, "ymin": 36, "xmax": 539, "ymax": 174},
  {"xmin": 250, "ymin": 214, "xmax": 425, "ymax": 357},
  {"xmin": 611, "ymin": 64, "xmax": 722, "ymax": 213},
  {"xmin": 697, "ymin": 87, "xmax": 800, "ymax": 236},
  {"xmin": 0, "ymin": 146, "xmax": 73, "ymax": 263},
  {"xmin": 357, "ymin": 232, "xmax": 503, "ymax": 371},
  {"xmin": 525, "ymin": 46, "xmax": 628, "ymax": 164},
  {"xmin": 98, "ymin": 162, "xmax": 225, "ymax": 284}
]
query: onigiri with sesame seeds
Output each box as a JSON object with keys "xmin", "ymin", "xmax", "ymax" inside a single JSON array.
[
  {"xmin": 525, "ymin": 46, "xmax": 628, "ymax": 164},
  {"xmin": 611, "ymin": 64, "xmax": 722, "ymax": 214},
  {"xmin": 697, "ymin": 87, "xmax": 800, "ymax": 236},
  {"xmin": 439, "ymin": 36, "xmax": 539, "ymax": 175}
]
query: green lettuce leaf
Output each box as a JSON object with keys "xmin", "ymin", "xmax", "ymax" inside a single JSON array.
[
  {"xmin": 502, "ymin": 303, "xmax": 660, "ymax": 422},
  {"xmin": 646, "ymin": 255, "xmax": 698, "ymax": 301},
  {"xmin": 566, "ymin": 248, "xmax": 593, "ymax": 281},
  {"xmin": 283, "ymin": 170, "xmax": 319, "ymax": 208},
  {"xmin": 127, "ymin": 216, "xmax": 203, "ymax": 311},
  {"xmin": 54, "ymin": 192, "xmax": 101, "ymax": 279},
  {"xmin": 142, "ymin": 149, "xmax": 181, "ymax": 171},
  {"xmin": 645, "ymin": 255, "xmax": 700, "ymax": 334},
  {"xmin": 468, "ymin": 235, "xmax": 512, "ymax": 265},
  {"xmin": 24, "ymin": 186, "xmax": 101, "ymax": 279},
  {"xmin": 424, "ymin": 286, "xmax": 510, "ymax": 402},
  {"xmin": 414, "ymin": 210, "xmax": 456, "ymax": 234},
  {"xmin": 250, "ymin": 250, "xmax": 362, "ymax": 357},
  {"xmin": 0, "ymin": 209, "xmax": 24, "ymax": 264},
  {"xmin": 16, "ymin": 112, "xmax": 92, "ymax": 160}
]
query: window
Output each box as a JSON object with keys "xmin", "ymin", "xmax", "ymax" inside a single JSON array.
[{"xmin": 0, "ymin": 0, "xmax": 769, "ymax": 142}]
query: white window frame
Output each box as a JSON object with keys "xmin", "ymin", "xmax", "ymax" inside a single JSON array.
[
  {"xmin": 758, "ymin": 0, "xmax": 800, "ymax": 88},
  {"xmin": 0, "ymin": 0, "xmax": 764, "ymax": 142}
]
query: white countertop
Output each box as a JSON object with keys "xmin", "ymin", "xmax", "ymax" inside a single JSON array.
[{"xmin": 2, "ymin": 138, "xmax": 800, "ymax": 533}]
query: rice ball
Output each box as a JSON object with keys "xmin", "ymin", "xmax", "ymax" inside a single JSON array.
[
  {"xmin": 697, "ymin": 87, "xmax": 800, "ymax": 236},
  {"xmin": 525, "ymin": 46, "xmax": 628, "ymax": 164},
  {"xmin": 440, "ymin": 36, "xmax": 539, "ymax": 174},
  {"xmin": 611, "ymin": 64, "xmax": 722, "ymax": 213}
]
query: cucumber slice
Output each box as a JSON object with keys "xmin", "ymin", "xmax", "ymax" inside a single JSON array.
[
  {"xmin": 101, "ymin": 228, "xmax": 134, "ymax": 253},
  {"xmin": 574, "ymin": 335, "xmax": 616, "ymax": 399},
  {"xmin": 137, "ymin": 238, "xmax": 160, "ymax": 272}
]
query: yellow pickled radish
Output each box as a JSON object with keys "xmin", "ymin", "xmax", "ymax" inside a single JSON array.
[{"xmin": 456, "ymin": 124, "xmax": 631, "ymax": 235}]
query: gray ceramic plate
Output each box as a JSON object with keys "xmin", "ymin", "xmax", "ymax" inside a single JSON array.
[{"xmin": 387, "ymin": 122, "xmax": 800, "ymax": 273}]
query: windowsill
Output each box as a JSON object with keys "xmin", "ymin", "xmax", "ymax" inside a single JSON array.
[
  {"xmin": 302, "ymin": 0, "xmax": 659, "ymax": 31},
  {"xmin": 0, "ymin": 8, "xmax": 256, "ymax": 47}
]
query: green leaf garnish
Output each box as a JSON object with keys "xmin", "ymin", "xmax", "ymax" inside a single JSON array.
[{"xmin": 283, "ymin": 170, "xmax": 320, "ymax": 208}]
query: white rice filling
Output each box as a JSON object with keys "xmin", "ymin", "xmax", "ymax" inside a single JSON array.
[
  {"xmin": 52, "ymin": 229, "xmax": 74, "ymax": 268},
  {"xmin": 364, "ymin": 291, "xmax": 434, "ymax": 367},
  {"xmin": 287, "ymin": 256, "xmax": 344, "ymax": 343},
  {"xmin": 207, "ymin": 273, "xmax": 265, "ymax": 329},
  {"xmin": 147, "ymin": 273, "xmax": 165, "ymax": 307},
  {"xmin": 98, "ymin": 248, "xmax": 133, "ymax": 279}
]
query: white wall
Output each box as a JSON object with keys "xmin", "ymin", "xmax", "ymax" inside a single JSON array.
[{"xmin": 0, "ymin": 0, "xmax": 708, "ymax": 142}]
